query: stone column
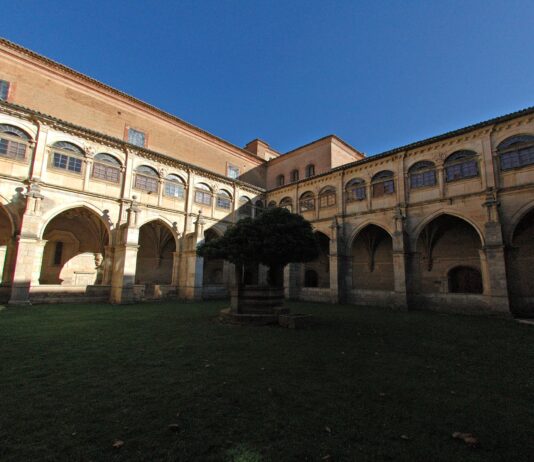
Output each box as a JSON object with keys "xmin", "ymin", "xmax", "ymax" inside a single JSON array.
[
  {"xmin": 328, "ymin": 216, "xmax": 343, "ymax": 304},
  {"xmin": 479, "ymin": 191, "xmax": 510, "ymax": 313},
  {"xmin": 101, "ymin": 245, "xmax": 114, "ymax": 285},
  {"xmin": 392, "ymin": 207, "xmax": 408, "ymax": 310},
  {"xmin": 284, "ymin": 263, "xmax": 301, "ymax": 300},
  {"xmin": 8, "ymin": 181, "xmax": 45, "ymax": 305},
  {"xmin": 110, "ymin": 200, "xmax": 141, "ymax": 304},
  {"xmin": 178, "ymin": 211, "xmax": 205, "ymax": 300},
  {"xmin": 0, "ymin": 245, "xmax": 7, "ymax": 282}
]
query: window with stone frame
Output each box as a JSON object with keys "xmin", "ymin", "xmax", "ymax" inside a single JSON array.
[
  {"xmin": 51, "ymin": 141, "xmax": 84, "ymax": 174},
  {"xmin": 194, "ymin": 183, "xmax": 212, "ymax": 206},
  {"xmin": 279, "ymin": 197, "xmax": 293, "ymax": 212},
  {"xmin": 0, "ymin": 80, "xmax": 9, "ymax": 101},
  {"xmin": 227, "ymin": 164, "xmax": 240, "ymax": 179},
  {"xmin": 371, "ymin": 170, "xmax": 395, "ymax": 197},
  {"xmin": 92, "ymin": 153, "xmax": 121, "ymax": 183},
  {"xmin": 134, "ymin": 165, "xmax": 159, "ymax": 192},
  {"xmin": 305, "ymin": 164, "xmax": 315, "ymax": 178},
  {"xmin": 164, "ymin": 174, "xmax": 185, "ymax": 199},
  {"xmin": 498, "ymin": 135, "xmax": 534, "ymax": 171},
  {"xmin": 444, "ymin": 150, "xmax": 478, "ymax": 182},
  {"xmin": 276, "ymin": 174, "xmax": 285, "ymax": 186},
  {"xmin": 216, "ymin": 190, "xmax": 232, "ymax": 210},
  {"xmin": 299, "ymin": 192, "xmax": 315, "ymax": 212},
  {"xmin": 290, "ymin": 169, "xmax": 299, "ymax": 182},
  {"xmin": 345, "ymin": 178, "xmax": 366, "ymax": 202},
  {"xmin": 409, "ymin": 161, "xmax": 437, "ymax": 188},
  {"xmin": 318, "ymin": 187, "xmax": 336, "ymax": 208},
  {"xmin": 127, "ymin": 127, "xmax": 146, "ymax": 147},
  {"xmin": 0, "ymin": 124, "xmax": 30, "ymax": 161}
]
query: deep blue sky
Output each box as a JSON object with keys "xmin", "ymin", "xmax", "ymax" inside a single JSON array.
[{"xmin": 4, "ymin": 1, "xmax": 534, "ymax": 155}]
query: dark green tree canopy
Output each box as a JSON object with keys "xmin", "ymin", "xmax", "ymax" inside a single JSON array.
[{"xmin": 197, "ymin": 207, "xmax": 319, "ymax": 268}]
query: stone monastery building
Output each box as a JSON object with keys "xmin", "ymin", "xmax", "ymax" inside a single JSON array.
[{"xmin": 0, "ymin": 38, "xmax": 533, "ymax": 316}]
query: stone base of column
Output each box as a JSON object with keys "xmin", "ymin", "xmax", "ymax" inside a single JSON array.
[
  {"xmin": 8, "ymin": 283, "xmax": 32, "ymax": 306},
  {"xmin": 110, "ymin": 284, "xmax": 145, "ymax": 304}
]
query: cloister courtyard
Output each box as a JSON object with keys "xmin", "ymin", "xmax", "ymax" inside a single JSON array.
[{"xmin": 1, "ymin": 300, "xmax": 533, "ymax": 462}]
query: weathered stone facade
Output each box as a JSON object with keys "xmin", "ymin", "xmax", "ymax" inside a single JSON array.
[{"xmin": 0, "ymin": 38, "xmax": 533, "ymax": 316}]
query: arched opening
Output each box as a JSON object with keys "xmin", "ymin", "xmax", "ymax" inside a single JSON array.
[
  {"xmin": 303, "ymin": 232, "xmax": 330, "ymax": 288},
  {"xmin": 238, "ymin": 196, "xmax": 253, "ymax": 219},
  {"xmin": 318, "ymin": 187, "xmax": 336, "ymax": 209},
  {"xmin": 498, "ymin": 135, "xmax": 534, "ymax": 171},
  {"xmin": 39, "ymin": 207, "xmax": 109, "ymax": 287},
  {"xmin": 448, "ymin": 266, "xmax": 483, "ymax": 294},
  {"xmin": 92, "ymin": 153, "xmax": 122, "ymax": 183},
  {"xmin": 371, "ymin": 171, "xmax": 395, "ymax": 197},
  {"xmin": 507, "ymin": 207, "xmax": 534, "ymax": 315},
  {"xmin": 444, "ymin": 150, "xmax": 479, "ymax": 182},
  {"xmin": 299, "ymin": 191, "xmax": 315, "ymax": 212},
  {"xmin": 346, "ymin": 178, "xmax": 366, "ymax": 202},
  {"xmin": 135, "ymin": 220, "xmax": 176, "ymax": 286},
  {"xmin": 279, "ymin": 197, "xmax": 293, "ymax": 212},
  {"xmin": 351, "ymin": 225, "xmax": 393, "ymax": 291},
  {"xmin": 409, "ymin": 161, "xmax": 437, "ymax": 188},
  {"xmin": 415, "ymin": 214, "xmax": 483, "ymax": 294}
]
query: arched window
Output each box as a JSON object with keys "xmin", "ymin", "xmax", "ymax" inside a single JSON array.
[
  {"xmin": 444, "ymin": 150, "xmax": 478, "ymax": 182},
  {"xmin": 276, "ymin": 174, "xmax": 285, "ymax": 187},
  {"xmin": 239, "ymin": 196, "xmax": 253, "ymax": 218},
  {"xmin": 164, "ymin": 174, "xmax": 185, "ymax": 199},
  {"xmin": 305, "ymin": 164, "xmax": 315, "ymax": 178},
  {"xmin": 51, "ymin": 141, "xmax": 84, "ymax": 174},
  {"xmin": 372, "ymin": 170, "xmax": 395, "ymax": 197},
  {"xmin": 498, "ymin": 135, "xmax": 534, "ymax": 170},
  {"xmin": 319, "ymin": 187, "xmax": 336, "ymax": 208},
  {"xmin": 92, "ymin": 153, "xmax": 121, "ymax": 183},
  {"xmin": 255, "ymin": 200, "xmax": 264, "ymax": 215},
  {"xmin": 267, "ymin": 200, "xmax": 277, "ymax": 208},
  {"xmin": 0, "ymin": 124, "xmax": 30, "ymax": 161},
  {"xmin": 299, "ymin": 192, "xmax": 315, "ymax": 212},
  {"xmin": 409, "ymin": 161, "xmax": 436, "ymax": 188},
  {"xmin": 194, "ymin": 183, "xmax": 212, "ymax": 206},
  {"xmin": 134, "ymin": 165, "xmax": 159, "ymax": 192},
  {"xmin": 216, "ymin": 190, "xmax": 232, "ymax": 210},
  {"xmin": 279, "ymin": 197, "xmax": 293, "ymax": 212},
  {"xmin": 290, "ymin": 169, "xmax": 299, "ymax": 182},
  {"xmin": 346, "ymin": 178, "xmax": 366, "ymax": 202},
  {"xmin": 304, "ymin": 269, "xmax": 319, "ymax": 287},
  {"xmin": 448, "ymin": 266, "xmax": 483, "ymax": 294}
]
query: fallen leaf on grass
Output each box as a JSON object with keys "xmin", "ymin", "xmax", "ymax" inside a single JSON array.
[
  {"xmin": 452, "ymin": 432, "xmax": 480, "ymax": 448},
  {"xmin": 112, "ymin": 440, "xmax": 124, "ymax": 449},
  {"xmin": 325, "ymin": 426, "xmax": 332, "ymax": 433},
  {"xmin": 322, "ymin": 455, "xmax": 332, "ymax": 461},
  {"xmin": 168, "ymin": 424, "xmax": 180, "ymax": 432},
  {"xmin": 400, "ymin": 435, "xmax": 411, "ymax": 440}
]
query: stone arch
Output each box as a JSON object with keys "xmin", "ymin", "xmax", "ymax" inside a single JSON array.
[
  {"xmin": 348, "ymin": 220, "xmax": 393, "ymax": 252},
  {"xmin": 508, "ymin": 200, "xmax": 534, "ymax": 245},
  {"xmin": 351, "ymin": 224, "xmax": 394, "ymax": 291},
  {"xmin": 506, "ymin": 205, "xmax": 534, "ymax": 316},
  {"xmin": 411, "ymin": 210, "xmax": 485, "ymax": 250},
  {"xmin": 38, "ymin": 202, "xmax": 111, "ymax": 240},
  {"xmin": 39, "ymin": 206, "xmax": 111, "ymax": 286},
  {"xmin": 413, "ymin": 213, "xmax": 483, "ymax": 295},
  {"xmin": 135, "ymin": 219, "xmax": 177, "ymax": 286}
]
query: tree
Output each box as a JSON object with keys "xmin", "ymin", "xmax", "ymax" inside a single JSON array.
[{"xmin": 197, "ymin": 207, "xmax": 319, "ymax": 286}]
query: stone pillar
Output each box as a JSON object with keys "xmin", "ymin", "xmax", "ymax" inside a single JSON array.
[
  {"xmin": 392, "ymin": 207, "xmax": 408, "ymax": 310},
  {"xmin": 178, "ymin": 211, "xmax": 205, "ymax": 300},
  {"xmin": 101, "ymin": 245, "xmax": 114, "ymax": 285},
  {"xmin": 479, "ymin": 192, "xmax": 510, "ymax": 313},
  {"xmin": 328, "ymin": 216, "xmax": 343, "ymax": 304},
  {"xmin": 0, "ymin": 245, "xmax": 7, "ymax": 282},
  {"xmin": 110, "ymin": 200, "xmax": 142, "ymax": 304},
  {"xmin": 284, "ymin": 263, "xmax": 301, "ymax": 300},
  {"xmin": 1, "ymin": 237, "xmax": 18, "ymax": 285},
  {"xmin": 8, "ymin": 181, "xmax": 45, "ymax": 305}
]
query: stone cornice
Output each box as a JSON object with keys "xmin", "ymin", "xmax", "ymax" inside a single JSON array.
[
  {"xmin": 0, "ymin": 37, "xmax": 265, "ymax": 166},
  {"xmin": 0, "ymin": 101, "xmax": 265, "ymax": 194}
]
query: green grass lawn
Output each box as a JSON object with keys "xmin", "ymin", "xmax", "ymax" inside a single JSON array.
[{"xmin": 1, "ymin": 301, "xmax": 533, "ymax": 462}]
